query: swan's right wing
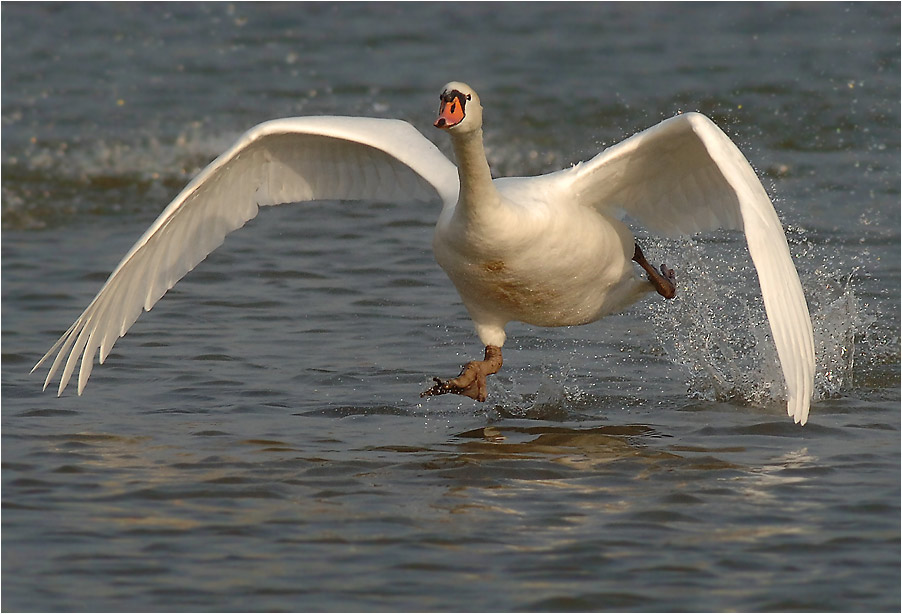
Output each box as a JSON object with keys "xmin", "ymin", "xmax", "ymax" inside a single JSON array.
[
  {"xmin": 34, "ymin": 116, "xmax": 459, "ymax": 396},
  {"xmin": 564, "ymin": 112, "xmax": 814, "ymax": 424}
]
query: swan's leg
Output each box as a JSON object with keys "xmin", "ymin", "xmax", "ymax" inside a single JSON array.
[
  {"xmin": 421, "ymin": 345, "xmax": 503, "ymax": 402},
  {"xmin": 633, "ymin": 243, "xmax": 676, "ymax": 299}
]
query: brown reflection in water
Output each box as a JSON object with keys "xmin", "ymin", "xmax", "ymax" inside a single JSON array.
[{"xmin": 449, "ymin": 424, "xmax": 682, "ymax": 471}]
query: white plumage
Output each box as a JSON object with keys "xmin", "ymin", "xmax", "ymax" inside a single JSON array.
[{"xmin": 34, "ymin": 81, "xmax": 814, "ymax": 424}]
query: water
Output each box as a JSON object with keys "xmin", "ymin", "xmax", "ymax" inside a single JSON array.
[{"xmin": 3, "ymin": 3, "xmax": 899, "ymax": 611}]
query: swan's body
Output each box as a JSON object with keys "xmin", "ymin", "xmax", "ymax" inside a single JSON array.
[
  {"xmin": 435, "ymin": 173, "xmax": 647, "ymax": 340},
  {"xmin": 34, "ymin": 81, "xmax": 815, "ymax": 424}
]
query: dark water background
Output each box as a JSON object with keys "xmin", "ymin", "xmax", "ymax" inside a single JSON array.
[{"xmin": 2, "ymin": 3, "xmax": 900, "ymax": 612}]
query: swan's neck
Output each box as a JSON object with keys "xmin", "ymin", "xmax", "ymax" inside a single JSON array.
[{"xmin": 449, "ymin": 127, "xmax": 497, "ymax": 215}]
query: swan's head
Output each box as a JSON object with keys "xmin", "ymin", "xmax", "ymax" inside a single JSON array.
[{"xmin": 434, "ymin": 81, "xmax": 482, "ymax": 133}]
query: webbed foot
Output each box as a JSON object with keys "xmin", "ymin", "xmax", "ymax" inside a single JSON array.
[
  {"xmin": 421, "ymin": 345, "xmax": 503, "ymax": 402},
  {"xmin": 633, "ymin": 242, "xmax": 676, "ymax": 299}
]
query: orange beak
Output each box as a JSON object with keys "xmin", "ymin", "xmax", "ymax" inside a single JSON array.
[{"xmin": 434, "ymin": 98, "xmax": 465, "ymax": 129}]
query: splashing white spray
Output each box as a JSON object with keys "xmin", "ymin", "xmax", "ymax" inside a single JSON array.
[{"xmin": 646, "ymin": 233, "xmax": 874, "ymax": 409}]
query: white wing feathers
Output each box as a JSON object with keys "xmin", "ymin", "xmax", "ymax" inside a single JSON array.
[
  {"xmin": 567, "ymin": 112, "xmax": 815, "ymax": 424},
  {"xmin": 33, "ymin": 116, "xmax": 459, "ymax": 396},
  {"xmin": 34, "ymin": 110, "xmax": 814, "ymax": 425}
]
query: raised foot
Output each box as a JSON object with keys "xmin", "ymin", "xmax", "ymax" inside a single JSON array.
[
  {"xmin": 633, "ymin": 242, "xmax": 677, "ymax": 299},
  {"xmin": 659, "ymin": 263, "xmax": 676, "ymax": 298},
  {"xmin": 421, "ymin": 345, "xmax": 503, "ymax": 403}
]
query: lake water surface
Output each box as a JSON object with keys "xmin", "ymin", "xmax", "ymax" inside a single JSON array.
[{"xmin": 2, "ymin": 3, "xmax": 900, "ymax": 612}]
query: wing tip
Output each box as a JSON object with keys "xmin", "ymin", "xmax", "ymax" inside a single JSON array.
[{"xmin": 788, "ymin": 398, "xmax": 810, "ymax": 426}]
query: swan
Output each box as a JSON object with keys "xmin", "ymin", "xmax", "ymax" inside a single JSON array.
[{"xmin": 33, "ymin": 81, "xmax": 815, "ymax": 424}]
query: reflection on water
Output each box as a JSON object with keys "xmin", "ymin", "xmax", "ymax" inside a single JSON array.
[
  {"xmin": 452, "ymin": 424, "xmax": 660, "ymax": 466},
  {"xmin": 4, "ymin": 390, "xmax": 899, "ymax": 611}
]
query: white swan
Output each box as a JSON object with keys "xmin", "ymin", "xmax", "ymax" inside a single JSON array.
[{"xmin": 33, "ymin": 81, "xmax": 815, "ymax": 424}]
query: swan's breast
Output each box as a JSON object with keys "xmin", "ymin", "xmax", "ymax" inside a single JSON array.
[
  {"xmin": 434, "ymin": 182, "xmax": 641, "ymax": 327},
  {"xmin": 477, "ymin": 258, "xmax": 562, "ymax": 319}
]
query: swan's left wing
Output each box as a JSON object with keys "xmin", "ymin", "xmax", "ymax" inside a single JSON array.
[
  {"xmin": 564, "ymin": 112, "xmax": 814, "ymax": 424},
  {"xmin": 34, "ymin": 116, "xmax": 459, "ymax": 396}
]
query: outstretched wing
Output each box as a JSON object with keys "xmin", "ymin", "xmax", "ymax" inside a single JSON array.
[
  {"xmin": 565, "ymin": 112, "xmax": 814, "ymax": 424},
  {"xmin": 34, "ymin": 116, "xmax": 459, "ymax": 396}
]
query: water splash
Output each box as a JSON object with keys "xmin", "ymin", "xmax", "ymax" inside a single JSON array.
[
  {"xmin": 646, "ymin": 237, "xmax": 781, "ymax": 407},
  {"xmin": 645, "ymin": 234, "xmax": 878, "ymax": 409},
  {"xmin": 486, "ymin": 358, "xmax": 585, "ymax": 422},
  {"xmin": 811, "ymin": 272, "xmax": 874, "ymax": 396}
]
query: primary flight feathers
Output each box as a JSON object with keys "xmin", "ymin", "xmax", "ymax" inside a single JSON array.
[{"xmin": 34, "ymin": 82, "xmax": 814, "ymax": 424}]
